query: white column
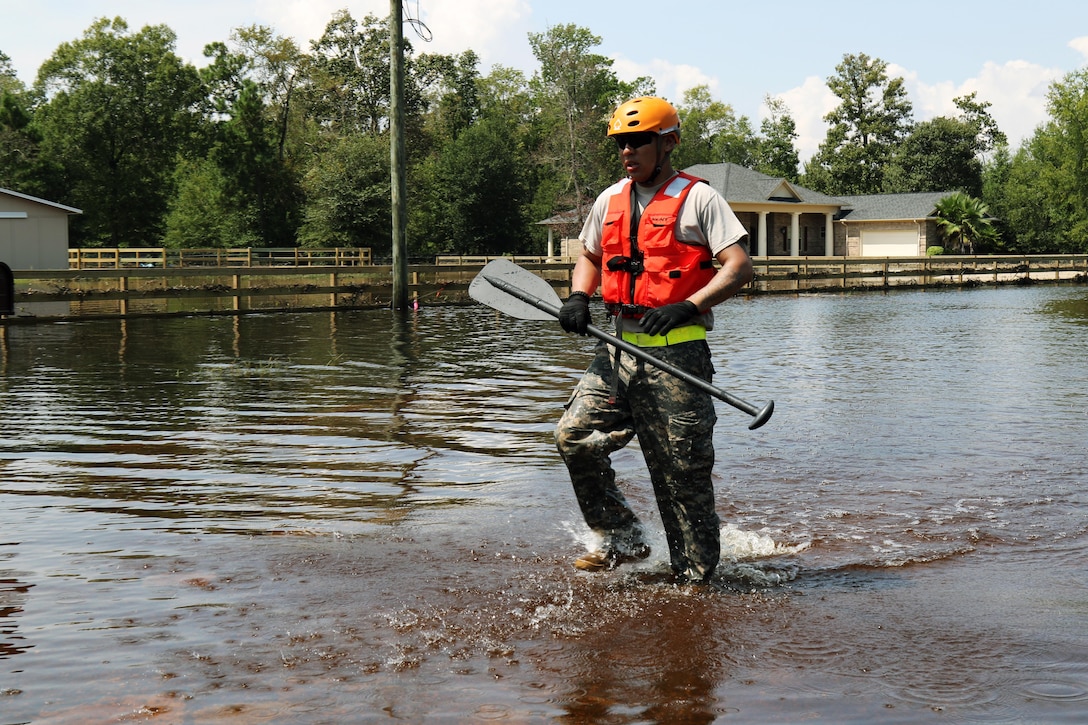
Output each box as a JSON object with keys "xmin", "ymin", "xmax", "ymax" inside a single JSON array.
[
  {"xmin": 547, "ymin": 227, "xmax": 555, "ymax": 260},
  {"xmin": 757, "ymin": 211, "xmax": 768, "ymax": 257},
  {"xmin": 790, "ymin": 212, "xmax": 800, "ymax": 257},
  {"xmin": 825, "ymin": 213, "xmax": 835, "ymax": 256}
]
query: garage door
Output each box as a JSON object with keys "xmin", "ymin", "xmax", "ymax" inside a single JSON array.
[{"xmin": 861, "ymin": 229, "xmax": 919, "ymax": 257}]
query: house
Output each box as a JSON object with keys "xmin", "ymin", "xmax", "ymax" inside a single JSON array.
[
  {"xmin": 834, "ymin": 191, "xmax": 949, "ymax": 257},
  {"xmin": 540, "ymin": 163, "xmax": 954, "ymax": 258},
  {"xmin": 687, "ymin": 163, "xmax": 846, "ymax": 257},
  {"xmin": 0, "ymin": 188, "xmax": 82, "ymax": 270}
]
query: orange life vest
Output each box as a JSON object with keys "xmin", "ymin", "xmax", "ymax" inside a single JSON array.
[{"xmin": 600, "ymin": 172, "xmax": 717, "ymax": 313}]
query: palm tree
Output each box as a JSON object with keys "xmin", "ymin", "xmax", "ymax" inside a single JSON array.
[{"xmin": 934, "ymin": 192, "xmax": 996, "ymax": 254}]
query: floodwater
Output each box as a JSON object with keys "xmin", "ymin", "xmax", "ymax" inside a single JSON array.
[{"xmin": 1, "ymin": 284, "xmax": 1087, "ymax": 724}]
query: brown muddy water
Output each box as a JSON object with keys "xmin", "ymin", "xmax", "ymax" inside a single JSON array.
[{"xmin": 1, "ymin": 285, "xmax": 1087, "ymax": 724}]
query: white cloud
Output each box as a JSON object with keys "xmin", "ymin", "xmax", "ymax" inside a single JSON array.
[
  {"xmin": 610, "ymin": 56, "xmax": 719, "ymax": 105},
  {"xmin": 769, "ymin": 58, "xmax": 1065, "ymax": 164},
  {"xmin": 257, "ymin": 0, "xmax": 534, "ymax": 69},
  {"xmin": 773, "ymin": 76, "xmax": 838, "ymax": 164},
  {"xmin": 906, "ymin": 60, "xmax": 1064, "ymax": 147},
  {"xmin": 414, "ymin": 0, "xmax": 533, "ymax": 68},
  {"xmin": 1070, "ymin": 36, "xmax": 1088, "ymax": 59},
  {"xmin": 256, "ymin": 0, "xmax": 386, "ymax": 51}
]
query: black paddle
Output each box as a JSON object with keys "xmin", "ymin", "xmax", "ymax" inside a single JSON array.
[{"xmin": 469, "ymin": 258, "xmax": 774, "ymax": 430}]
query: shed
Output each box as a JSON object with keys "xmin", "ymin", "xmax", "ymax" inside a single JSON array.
[{"xmin": 0, "ymin": 188, "xmax": 82, "ymax": 270}]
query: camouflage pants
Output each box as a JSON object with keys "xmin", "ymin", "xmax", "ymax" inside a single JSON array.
[{"xmin": 555, "ymin": 339, "xmax": 720, "ymax": 581}]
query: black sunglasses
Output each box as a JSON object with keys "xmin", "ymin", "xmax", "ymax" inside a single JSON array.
[{"xmin": 613, "ymin": 132, "xmax": 658, "ymax": 150}]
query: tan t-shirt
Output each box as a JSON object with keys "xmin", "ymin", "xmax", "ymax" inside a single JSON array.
[{"xmin": 579, "ymin": 173, "xmax": 748, "ymax": 257}]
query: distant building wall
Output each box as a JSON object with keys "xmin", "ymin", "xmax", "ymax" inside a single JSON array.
[{"xmin": 0, "ymin": 190, "xmax": 77, "ymax": 270}]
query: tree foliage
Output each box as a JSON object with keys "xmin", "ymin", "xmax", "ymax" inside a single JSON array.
[
  {"xmin": 934, "ymin": 192, "xmax": 996, "ymax": 254},
  {"xmin": 31, "ymin": 18, "xmax": 204, "ymax": 246},
  {"xmin": 755, "ymin": 95, "xmax": 800, "ymax": 181},
  {"xmin": 804, "ymin": 53, "xmax": 913, "ymax": 195},
  {"xmin": 672, "ymin": 85, "xmax": 754, "ymax": 169},
  {"xmin": 0, "ymin": 52, "xmax": 38, "ymax": 191},
  {"xmin": 996, "ymin": 68, "xmax": 1088, "ymax": 252},
  {"xmin": 4, "ymin": 14, "xmax": 1088, "ymax": 257},
  {"xmin": 528, "ymin": 24, "xmax": 640, "ymax": 220},
  {"xmin": 412, "ymin": 115, "xmax": 529, "ymax": 257},
  {"xmin": 884, "ymin": 93, "xmax": 1006, "ymax": 196},
  {"xmin": 297, "ymin": 132, "xmax": 391, "ymax": 251}
]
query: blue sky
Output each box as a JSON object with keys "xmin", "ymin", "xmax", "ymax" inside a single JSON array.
[{"xmin": 3, "ymin": 0, "xmax": 1087, "ymax": 160}]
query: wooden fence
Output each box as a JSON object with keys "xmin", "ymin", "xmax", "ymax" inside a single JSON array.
[
  {"xmin": 3, "ymin": 254, "xmax": 1086, "ymax": 323},
  {"xmin": 751, "ymin": 254, "xmax": 1088, "ymax": 292},
  {"xmin": 68, "ymin": 247, "xmax": 372, "ymax": 269}
]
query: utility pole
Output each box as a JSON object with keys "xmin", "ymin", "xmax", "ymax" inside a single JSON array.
[{"xmin": 389, "ymin": 0, "xmax": 409, "ymax": 309}]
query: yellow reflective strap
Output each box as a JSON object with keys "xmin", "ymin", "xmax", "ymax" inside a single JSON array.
[{"xmin": 620, "ymin": 324, "xmax": 707, "ymax": 348}]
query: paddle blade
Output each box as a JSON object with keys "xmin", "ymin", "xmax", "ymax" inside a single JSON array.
[{"xmin": 469, "ymin": 259, "xmax": 562, "ymax": 321}]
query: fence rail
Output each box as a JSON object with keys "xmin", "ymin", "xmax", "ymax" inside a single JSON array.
[
  {"xmin": 68, "ymin": 247, "xmax": 372, "ymax": 269},
  {"xmin": 750, "ymin": 254, "xmax": 1088, "ymax": 292},
  {"xmin": 3, "ymin": 254, "xmax": 1086, "ymax": 323}
]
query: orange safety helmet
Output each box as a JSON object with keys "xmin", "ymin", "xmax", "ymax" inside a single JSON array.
[{"xmin": 607, "ymin": 96, "xmax": 681, "ymax": 141}]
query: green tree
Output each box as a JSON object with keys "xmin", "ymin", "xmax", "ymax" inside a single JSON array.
[
  {"xmin": 221, "ymin": 26, "xmax": 304, "ymax": 161},
  {"xmin": 31, "ymin": 17, "xmax": 204, "ymax": 246},
  {"xmin": 999, "ymin": 68, "xmax": 1088, "ymax": 253},
  {"xmin": 754, "ymin": 95, "xmax": 800, "ymax": 180},
  {"xmin": 411, "ymin": 115, "xmax": 530, "ymax": 257},
  {"xmin": 883, "ymin": 116, "xmax": 981, "ymax": 194},
  {"xmin": 303, "ymin": 10, "xmax": 424, "ymax": 139},
  {"xmin": 477, "ymin": 64, "xmax": 556, "ymax": 248},
  {"xmin": 884, "ymin": 93, "xmax": 1006, "ymax": 196},
  {"xmin": 0, "ymin": 51, "xmax": 39, "ymax": 191},
  {"xmin": 180, "ymin": 80, "xmax": 299, "ymax": 247},
  {"xmin": 163, "ymin": 157, "xmax": 230, "ymax": 248},
  {"xmin": 673, "ymin": 85, "xmax": 756, "ymax": 169},
  {"xmin": 980, "ymin": 143, "xmax": 1013, "ymax": 250},
  {"xmin": 415, "ymin": 50, "xmax": 481, "ymax": 143},
  {"xmin": 297, "ymin": 133, "xmax": 391, "ymax": 253},
  {"xmin": 804, "ymin": 53, "xmax": 913, "ymax": 194},
  {"xmin": 934, "ymin": 192, "xmax": 996, "ymax": 254},
  {"xmin": 952, "ymin": 91, "xmax": 1007, "ymax": 156},
  {"xmin": 193, "ymin": 26, "xmax": 311, "ymax": 248},
  {"xmin": 1039, "ymin": 67, "xmax": 1088, "ymax": 249},
  {"xmin": 1001, "ymin": 147, "xmax": 1062, "ymax": 252},
  {"xmin": 528, "ymin": 24, "xmax": 642, "ymax": 219}
]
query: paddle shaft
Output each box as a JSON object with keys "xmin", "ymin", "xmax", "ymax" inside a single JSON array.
[{"xmin": 482, "ymin": 274, "xmax": 774, "ymax": 429}]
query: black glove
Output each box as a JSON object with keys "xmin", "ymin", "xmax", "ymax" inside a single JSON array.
[
  {"xmin": 639, "ymin": 301, "xmax": 699, "ymax": 336},
  {"xmin": 558, "ymin": 291, "xmax": 591, "ymax": 334}
]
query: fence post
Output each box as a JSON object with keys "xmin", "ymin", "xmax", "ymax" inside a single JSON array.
[{"xmin": 0, "ymin": 261, "xmax": 14, "ymax": 316}]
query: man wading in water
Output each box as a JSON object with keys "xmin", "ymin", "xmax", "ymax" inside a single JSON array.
[{"xmin": 556, "ymin": 96, "xmax": 753, "ymax": 583}]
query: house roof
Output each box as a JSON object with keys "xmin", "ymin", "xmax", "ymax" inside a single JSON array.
[
  {"xmin": 536, "ymin": 163, "xmax": 958, "ymax": 227},
  {"xmin": 0, "ymin": 187, "xmax": 82, "ymax": 214},
  {"xmin": 536, "ymin": 209, "xmax": 583, "ymax": 226},
  {"xmin": 683, "ymin": 163, "xmax": 845, "ymax": 207},
  {"xmin": 835, "ymin": 191, "xmax": 952, "ymax": 222}
]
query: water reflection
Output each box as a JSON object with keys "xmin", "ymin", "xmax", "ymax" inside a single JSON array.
[
  {"xmin": 0, "ymin": 570, "xmax": 32, "ymax": 660},
  {"xmin": 1043, "ymin": 291, "xmax": 1088, "ymax": 325},
  {"xmin": 547, "ymin": 588, "xmax": 731, "ymax": 723}
]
